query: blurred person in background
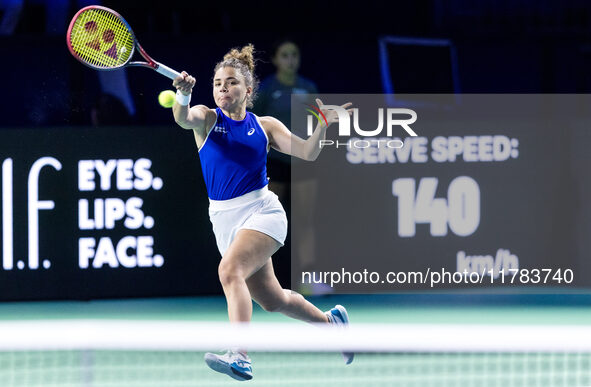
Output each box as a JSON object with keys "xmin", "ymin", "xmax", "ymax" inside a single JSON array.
[
  {"xmin": 254, "ymin": 39, "xmax": 318, "ymax": 202},
  {"xmin": 253, "ymin": 39, "xmax": 325, "ymax": 295}
]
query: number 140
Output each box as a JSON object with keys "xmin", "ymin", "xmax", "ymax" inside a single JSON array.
[{"xmin": 392, "ymin": 177, "xmax": 480, "ymax": 237}]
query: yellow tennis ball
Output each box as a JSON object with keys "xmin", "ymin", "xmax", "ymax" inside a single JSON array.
[{"xmin": 158, "ymin": 90, "xmax": 176, "ymax": 108}]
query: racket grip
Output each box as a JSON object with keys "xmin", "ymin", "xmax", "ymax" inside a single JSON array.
[{"xmin": 155, "ymin": 62, "xmax": 181, "ymax": 80}]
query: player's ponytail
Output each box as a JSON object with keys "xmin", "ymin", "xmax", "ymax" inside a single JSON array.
[{"xmin": 223, "ymin": 44, "xmax": 255, "ymax": 74}]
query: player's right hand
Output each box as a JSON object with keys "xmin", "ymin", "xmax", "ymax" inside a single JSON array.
[{"xmin": 173, "ymin": 71, "xmax": 196, "ymax": 96}]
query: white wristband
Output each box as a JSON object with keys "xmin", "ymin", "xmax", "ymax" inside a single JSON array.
[{"xmin": 176, "ymin": 90, "xmax": 191, "ymax": 106}]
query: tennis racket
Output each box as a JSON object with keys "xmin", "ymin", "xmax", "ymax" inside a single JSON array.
[{"xmin": 66, "ymin": 5, "xmax": 180, "ymax": 80}]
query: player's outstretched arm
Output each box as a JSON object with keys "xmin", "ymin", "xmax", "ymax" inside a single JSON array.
[
  {"xmin": 263, "ymin": 99, "xmax": 352, "ymax": 161},
  {"xmin": 172, "ymin": 71, "xmax": 213, "ymax": 132}
]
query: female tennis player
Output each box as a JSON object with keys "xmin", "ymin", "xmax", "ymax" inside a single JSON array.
[{"xmin": 171, "ymin": 44, "xmax": 353, "ymax": 381}]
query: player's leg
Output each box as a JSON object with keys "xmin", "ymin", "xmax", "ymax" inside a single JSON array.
[
  {"xmin": 217, "ymin": 229, "xmax": 281, "ymax": 323},
  {"xmin": 205, "ymin": 229, "xmax": 281, "ymax": 381},
  {"xmin": 247, "ymin": 257, "xmax": 354, "ymax": 364},
  {"xmin": 246, "ymin": 258, "xmax": 328, "ymax": 323}
]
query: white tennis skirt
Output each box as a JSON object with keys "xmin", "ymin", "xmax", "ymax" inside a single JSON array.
[{"xmin": 208, "ymin": 186, "xmax": 288, "ymax": 257}]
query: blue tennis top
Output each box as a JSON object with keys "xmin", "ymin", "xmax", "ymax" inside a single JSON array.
[{"xmin": 199, "ymin": 108, "xmax": 269, "ymax": 200}]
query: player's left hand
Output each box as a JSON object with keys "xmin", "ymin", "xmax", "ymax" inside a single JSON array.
[{"xmin": 316, "ymin": 99, "xmax": 353, "ymax": 128}]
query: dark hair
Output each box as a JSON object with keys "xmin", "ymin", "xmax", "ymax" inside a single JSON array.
[
  {"xmin": 270, "ymin": 38, "xmax": 300, "ymax": 58},
  {"xmin": 213, "ymin": 44, "xmax": 259, "ymax": 108}
]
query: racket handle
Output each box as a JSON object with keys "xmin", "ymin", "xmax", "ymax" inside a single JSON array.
[{"xmin": 155, "ymin": 62, "xmax": 181, "ymax": 80}]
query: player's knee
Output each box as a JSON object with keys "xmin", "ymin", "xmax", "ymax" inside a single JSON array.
[
  {"xmin": 218, "ymin": 262, "xmax": 243, "ymax": 287},
  {"xmin": 259, "ymin": 291, "xmax": 289, "ymax": 313},
  {"xmin": 259, "ymin": 298, "xmax": 285, "ymax": 313}
]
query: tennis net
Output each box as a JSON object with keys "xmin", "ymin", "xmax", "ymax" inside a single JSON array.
[{"xmin": 0, "ymin": 320, "xmax": 589, "ymax": 386}]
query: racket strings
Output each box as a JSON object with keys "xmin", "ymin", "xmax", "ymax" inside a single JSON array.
[{"xmin": 69, "ymin": 8, "xmax": 134, "ymax": 69}]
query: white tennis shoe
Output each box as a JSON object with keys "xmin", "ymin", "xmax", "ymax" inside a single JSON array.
[
  {"xmin": 325, "ymin": 304, "xmax": 355, "ymax": 364},
  {"xmin": 204, "ymin": 350, "xmax": 253, "ymax": 381}
]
